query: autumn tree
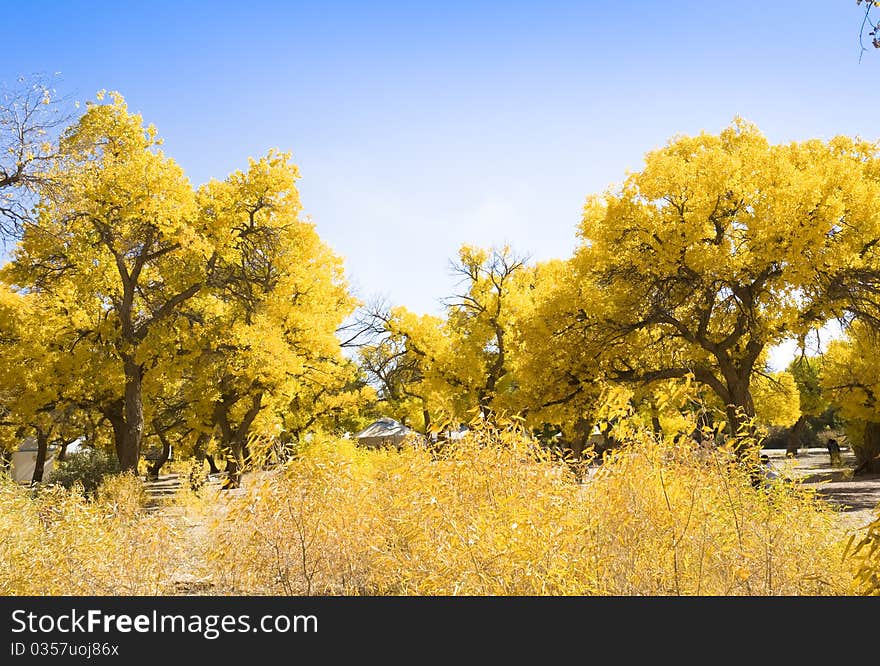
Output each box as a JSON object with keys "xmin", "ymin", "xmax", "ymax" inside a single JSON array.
[
  {"xmin": 0, "ymin": 285, "xmax": 109, "ymax": 483},
  {"xmin": 443, "ymin": 245, "xmax": 527, "ymax": 417},
  {"xmin": 821, "ymin": 323, "xmax": 880, "ymax": 473},
  {"xmin": 532, "ymin": 119, "xmax": 880, "ymax": 448},
  {"xmin": 781, "ymin": 355, "xmax": 830, "ymax": 455},
  {"xmin": 182, "ymin": 151, "xmax": 357, "ymax": 486},
  {"xmin": 357, "ymin": 311, "xmax": 425, "ymax": 425},
  {"xmin": 366, "ymin": 245, "xmax": 529, "ymax": 430},
  {"xmin": 3, "ymin": 92, "xmax": 216, "ymax": 472}
]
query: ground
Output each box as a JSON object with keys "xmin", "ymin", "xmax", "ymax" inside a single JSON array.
[{"xmin": 762, "ymin": 446, "xmax": 880, "ymax": 533}]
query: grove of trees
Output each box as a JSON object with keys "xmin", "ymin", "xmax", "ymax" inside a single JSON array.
[{"xmin": 3, "ymin": 79, "xmax": 880, "ymax": 487}]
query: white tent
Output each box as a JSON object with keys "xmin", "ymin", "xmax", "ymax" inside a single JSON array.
[
  {"xmin": 354, "ymin": 417, "xmax": 414, "ymax": 448},
  {"xmin": 9, "ymin": 437, "xmax": 83, "ymax": 484},
  {"xmin": 10, "ymin": 437, "xmax": 55, "ymax": 484}
]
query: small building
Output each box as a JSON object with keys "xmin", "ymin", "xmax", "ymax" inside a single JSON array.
[
  {"xmin": 354, "ymin": 417, "xmax": 415, "ymax": 448},
  {"xmin": 445, "ymin": 424, "xmax": 470, "ymax": 441},
  {"xmin": 9, "ymin": 438, "xmax": 84, "ymax": 484},
  {"xmin": 10, "ymin": 437, "xmax": 56, "ymax": 484}
]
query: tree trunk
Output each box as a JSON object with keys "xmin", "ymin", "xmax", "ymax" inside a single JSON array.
[
  {"xmin": 214, "ymin": 391, "xmax": 263, "ymax": 489},
  {"xmin": 223, "ymin": 455, "xmax": 242, "ymax": 489},
  {"xmin": 786, "ymin": 415, "xmax": 808, "ymax": 457},
  {"xmin": 148, "ymin": 429, "xmax": 172, "ymax": 480},
  {"xmin": 120, "ymin": 354, "xmax": 144, "ymax": 473},
  {"xmin": 205, "ymin": 454, "xmax": 220, "ymax": 475},
  {"xmin": 724, "ymin": 375, "xmax": 757, "ymax": 453},
  {"xmin": 30, "ymin": 429, "xmax": 50, "ymax": 485},
  {"xmin": 193, "ymin": 433, "xmax": 217, "ymax": 471},
  {"xmin": 651, "ymin": 412, "xmax": 663, "ymax": 440},
  {"xmin": 857, "ymin": 421, "xmax": 880, "ymax": 475},
  {"xmin": 104, "ymin": 399, "xmax": 127, "ymax": 465}
]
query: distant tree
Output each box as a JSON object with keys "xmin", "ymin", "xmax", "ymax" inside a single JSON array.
[
  {"xmin": 821, "ymin": 323, "xmax": 880, "ymax": 473},
  {"xmin": 0, "ymin": 75, "xmax": 70, "ymax": 237},
  {"xmin": 785, "ymin": 355, "xmax": 829, "ymax": 455},
  {"xmin": 368, "ymin": 245, "xmax": 530, "ymax": 430}
]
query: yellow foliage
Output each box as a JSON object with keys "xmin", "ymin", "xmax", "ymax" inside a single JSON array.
[
  {"xmin": 201, "ymin": 422, "xmax": 856, "ymax": 596},
  {"xmin": 846, "ymin": 515, "xmax": 880, "ymax": 595},
  {"xmin": 751, "ymin": 371, "xmax": 801, "ymax": 427},
  {"xmin": 0, "ymin": 474, "xmax": 180, "ymax": 595}
]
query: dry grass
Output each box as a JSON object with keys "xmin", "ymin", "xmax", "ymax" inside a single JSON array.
[
  {"xmin": 0, "ymin": 473, "xmax": 183, "ymax": 595},
  {"xmin": 197, "ymin": 423, "xmax": 858, "ymax": 595},
  {"xmin": 0, "ymin": 421, "xmax": 871, "ymax": 596}
]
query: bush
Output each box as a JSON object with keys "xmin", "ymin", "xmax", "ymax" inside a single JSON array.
[
  {"xmin": 202, "ymin": 422, "xmax": 858, "ymax": 596},
  {"xmin": 0, "ymin": 474, "xmax": 180, "ymax": 595},
  {"xmin": 48, "ymin": 448, "xmax": 120, "ymax": 496}
]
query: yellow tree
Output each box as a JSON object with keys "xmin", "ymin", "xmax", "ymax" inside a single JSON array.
[
  {"xmin": 821, "ymin": 323, "xmax": 880, "ymax": 473},
  {"xmin": 357, "ymin": 322, "xmax": 430, "ymax": 428},
  {"xmin": 784, "ymin": 355, "xmax": 830, "ymax": 455},
  {"xmin": 549, "ymin": 119, "xmax": 880, "ymax": 445},
  {"xmin": 509, "ymin": 258, "xmax": 603, "ymax": 438},
  {"xmin": 370, "ymin": 245, "xmax": 529, "ymax": 430},
  {"xmin": 3, "ymin": 92, "xmax": 215, "ymax": 471},
  {"xmin": 0, "ymin": 285, "xmax": 107, "ymax": 482},
  {"xmin": 185, "ymin": 151, "xmax": 356, "ymax": 486}
]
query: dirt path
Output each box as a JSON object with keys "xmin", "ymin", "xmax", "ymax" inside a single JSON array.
[{"xmin": 762, "ymin": 447, "xmax": 880, "ymax": 533}]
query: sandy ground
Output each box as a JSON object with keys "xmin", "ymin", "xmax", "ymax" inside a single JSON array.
[{"xmin": 762, "ymin": 446, "xmax": 880, "ymax": 533}]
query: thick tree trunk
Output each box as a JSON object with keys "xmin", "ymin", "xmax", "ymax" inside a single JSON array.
[
  {"xmin": 148, "ymin": 429, "xmax": 172, "ymax": 480},
  {"xmin": 104, "ymin": 399, "xmax": 127, "ymax": 465},
  {"xmin": 786, "ymin": 415, "xmax": 808, "ymax": 457},
  {"xmin": 856, "ymin": 421, "xmax": 880, "ymax": 475},
  {"xmin": 214, "ymin": 391, "xmax": 263, "ymax": 489},
  {"xmin": 30, "ymin": 429, "xmax": 50, "ymax": 485},
  {"xmin": 723, "ymin": 375, "xmax": 757, "ymax": 454},
  {"xmin": 205, "ymin": 454, "xmax": 220, "ymax": 475},
  {"xmin": 120, "ymin": 355, "xmax": 144, "ymax": 473}
]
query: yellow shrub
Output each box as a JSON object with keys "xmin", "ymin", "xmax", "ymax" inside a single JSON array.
[
  {"xmin": 846, "ymin": 515, "xmax": 880, "ymax": 595},
  {"xmin": 0, "ymin": 419, "xmax": 867, "ymax": 596},
  {"xmin": 202, "ymin": 423, "xmax": 857, "ymax": 595},
  {"xmin": 0, "ymin": 474, "xmax": 181, "ymax": 595}
]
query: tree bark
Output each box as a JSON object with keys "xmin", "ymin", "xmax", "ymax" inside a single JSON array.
[
  {"xmin": 214, "ymin": 390, "xmax": 263, "ymax": 489},
  {"xmin": 650, "ymin": 412, "xmax": 663, "ymax": 440},
  {"xmin": 857, "ymin": 421, "xmax": 880, "ymax": 475},
  {"xmin": 723, "ymin": 373, "xmax": 757, "ymax": 452},
  {"xmin": 786, "ymin": 415, "xmax": 808, "ymax": 457},
  {"xmin": 205, "ymin": 454, "xmax": 220, "ymax": 475},
  {"xmin": 148, "ymin": 428, "xmax": 172, "ymax": 480},
  {"xmin": 119, "ymin": 354, "xmax": 144, "ymax": 473},
  {"xmin": 105, "ymin": 402, "xmax": 127, "ymax": 465},
  {"xmin": 30, "ymin": 428, "xmax": 50, "ymax": 485}
]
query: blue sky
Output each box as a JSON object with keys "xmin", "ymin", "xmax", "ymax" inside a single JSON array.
[{"xmin": 2, "ymin": 1, "xmax": 878, "ymax": 368}]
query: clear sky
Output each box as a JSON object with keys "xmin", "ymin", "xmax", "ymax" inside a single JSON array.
[{"xmin": 2, "ymin": 1, "xmax": 877, "ymax": 368}]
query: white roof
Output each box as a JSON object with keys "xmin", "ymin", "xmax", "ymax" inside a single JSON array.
[{"xmin": 354, "ymin": 417, "xmax": 412, "ymax": 439}]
